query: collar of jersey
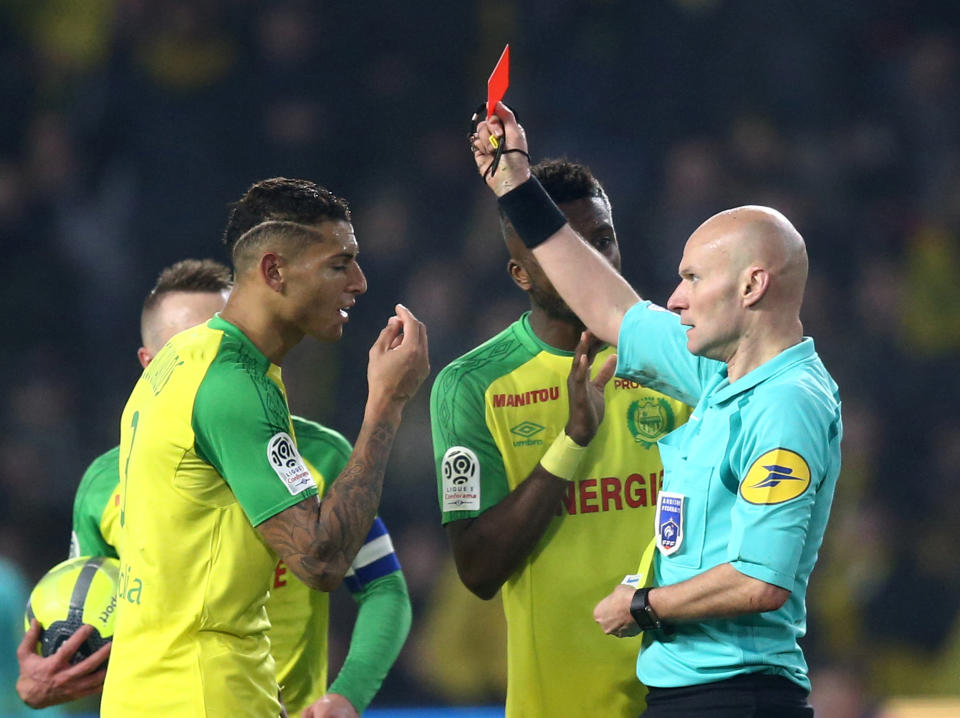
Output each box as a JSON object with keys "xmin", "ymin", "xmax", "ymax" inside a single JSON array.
[
  {"xmin": 708, "ymin": 337, "xmax": 817, "ymax": 406},
  {"xmin": 208, "ymin": 313, "xmax": 275, "ymax": 373},
  {"xmin": 518, "ymin": 311, "xmax": 579, "ymax": 357}
]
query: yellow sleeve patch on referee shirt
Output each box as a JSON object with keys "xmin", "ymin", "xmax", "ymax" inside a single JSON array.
[{"xmin": 739, "ymin": 448, "xmax": 811, "ymax": 505}]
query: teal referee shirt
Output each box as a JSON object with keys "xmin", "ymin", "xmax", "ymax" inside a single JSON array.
[{"xmin": 616, "ymin": 301, "xmax": 842, "ymax": 692}]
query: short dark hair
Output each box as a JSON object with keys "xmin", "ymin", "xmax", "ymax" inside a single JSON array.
[
  {"xmin": 222, "ymin": 177, "xmax": 351, "ymax": 253},
  {"xmin": 532, "ymin": 158, "xmax": 608, "ymax": 206},
  {"xmin": 230, "ymin": 220, "xmax": 333, "ymax": 273},
  {"xmin": 142, "ymin": 259, "xmax": 232, "ymax": 313}
]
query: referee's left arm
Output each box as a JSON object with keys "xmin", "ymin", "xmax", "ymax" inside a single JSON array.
[
  {"xmin": 645, "ymin": 563, "xmax": 788, "ymax": 622},
  {"xmin": 595, "ymin": 564, "xmax": 787, "ymax": 636}
]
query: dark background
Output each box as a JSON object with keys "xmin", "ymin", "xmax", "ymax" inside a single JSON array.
[{"xmin": 1, "ymin": 1, "xmax": 958, "ymax": 715}]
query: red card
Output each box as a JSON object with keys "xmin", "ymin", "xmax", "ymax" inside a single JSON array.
[{"xmin": 487, "ymin": 44, "xmax": 510, "ymax": 119}]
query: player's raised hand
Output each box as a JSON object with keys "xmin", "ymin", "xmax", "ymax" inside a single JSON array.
[
  {"xmin": 367, "ymin": 304, "xmax": 430, "ymax": 415},
  {"xmin": 564, "ymin": 331, "xmax": 617, "ymax": 446},
  {"xmin": 16, "ymin": 619, "xmax": 111, "ymax": 708},
  {"xmin": 470, "ymin": 102, "xmax": 531, "ymax": 196}
]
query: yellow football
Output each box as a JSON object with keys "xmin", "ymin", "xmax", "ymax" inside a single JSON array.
[{"xmin": 24, "ymin": 556, "xmax": 119, "ymax": 662}]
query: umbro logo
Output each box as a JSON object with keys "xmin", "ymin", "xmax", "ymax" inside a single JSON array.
[{"xmin": 510, "ymin": 421, "xmax": 545, "ymax": 438}]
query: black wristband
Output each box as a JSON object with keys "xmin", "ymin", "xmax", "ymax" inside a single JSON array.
[
  {"xmin": 497, "ymin": 177, "xmax": 568, "ymax": 249},
  {"xmin": 629, "ymin": 588, "xmax": 675, "ymax": 636}
]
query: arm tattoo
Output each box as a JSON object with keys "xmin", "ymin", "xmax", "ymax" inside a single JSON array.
[{"xmin": 258, "ymin": 420, "xmax": 397, "ymax": 590}]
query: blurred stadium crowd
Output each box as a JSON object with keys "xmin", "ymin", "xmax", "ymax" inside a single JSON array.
[{"xmin": 1, "ymin": 1, "xmax": 958, "ymax": 715}]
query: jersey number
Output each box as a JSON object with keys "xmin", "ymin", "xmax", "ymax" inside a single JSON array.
[{"xmin": 120, "ymin": 411, "xmax": 139, "ymax": 527}]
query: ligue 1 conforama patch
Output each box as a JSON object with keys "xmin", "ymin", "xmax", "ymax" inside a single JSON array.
[
  {"xmin": 441, "ymin": 446, "xmax": 481, "ymax": 512},
  {"xmin": 267, "ymin": 432, "xmax": 317, "ymax": 496},
  {"xmin": 739, "ymin": 448, "xmax": 811, "ymax": 505}
]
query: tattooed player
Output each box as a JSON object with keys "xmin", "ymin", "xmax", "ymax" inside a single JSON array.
[{"xmin": 101, "ymin": 179, "xmax": 429, "ymax": 717}]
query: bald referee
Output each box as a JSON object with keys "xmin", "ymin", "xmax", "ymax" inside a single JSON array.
[{"xmin": 470, "ymin": 106, "xmax": 840, "ymax": 717}]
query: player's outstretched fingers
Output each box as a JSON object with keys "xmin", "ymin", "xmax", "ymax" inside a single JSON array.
[
  {"xmin": 582, "ymin": 330, "xmax": 605, "ymax": 362},
  {"xmin": 68, "ymin": 637, "xmax": 111, "ymax": 676},
  {"xmin": 50, "ymin": 623, "xmax": 95, "ymax": 667},
  {"xmin": 52, "ymin": 627, "xmax": 110, "ymax": 701},
  {"xmin": 571, "ymin": 331, "xmax": 604, "ymax": 381},
  {"xmin": 593, "ymin": 354, "xmax": 618, "ymax": 390},
  {"xmin": 17, "ymin": 621, "xmax": 108, "ymax": 707},
  {"xmin": 59, "ymin": 664, "xmax": 109, "ymax": 699}
]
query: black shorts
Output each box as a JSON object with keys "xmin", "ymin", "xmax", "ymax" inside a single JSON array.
[{"xmin": 642, "ymin": 673, "xmax": 814, "ymax": 717}]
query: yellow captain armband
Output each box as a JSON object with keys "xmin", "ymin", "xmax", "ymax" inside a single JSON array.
[{"xmin": 539, "ymin": 432, "xmax": 589, "ymax": 481}]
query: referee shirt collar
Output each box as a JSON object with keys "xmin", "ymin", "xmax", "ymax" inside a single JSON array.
[{"xmin": 708, "ymin": 338, "xmax": 816, "ymax": 406}]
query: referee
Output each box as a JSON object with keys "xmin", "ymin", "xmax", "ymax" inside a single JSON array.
[{"xmin": 470, "ymin": 105, "xmax": 840, "ymax": 717}]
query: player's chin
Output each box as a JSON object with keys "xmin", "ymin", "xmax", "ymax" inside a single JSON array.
[{"xmin": 312, "ymin": 323, "xmax": 344, "ymax": 343}]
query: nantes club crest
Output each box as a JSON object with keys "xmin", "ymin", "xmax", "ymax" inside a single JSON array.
[{"xmin": 627, "ymin": 397, "xmax": 676, "ymax": 448}]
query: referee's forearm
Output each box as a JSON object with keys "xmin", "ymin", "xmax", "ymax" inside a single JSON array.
[
  {"xmin": 649, "ymin": 563, "xmax": 789, "ymax": 622},
  {"xmin": 531, "ymin": 226, "xmax": 638, "ymax": 345}
]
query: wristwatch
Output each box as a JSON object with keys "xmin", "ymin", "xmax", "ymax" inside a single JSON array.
[{"xmin": 629, "ymin": 588, "xmax": 674, "ymax": 636}]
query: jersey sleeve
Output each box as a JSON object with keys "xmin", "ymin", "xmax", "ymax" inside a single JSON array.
[
  {"xmin": 70, "ymin": 447, "xmax": 121, "ymax": 559},
  {"xmin": 193, "ymin": 363, "xmax": 318, "ymax": 527},
  {"xmin": 430, "ymin": 363, "xmax": 510, "ymax": 524},
  {"xmin": 616, "ymin": 301, "xmax": 721, "ymax": 406},
  {"xmin": 726, "ymin": 384, "xmax": 838, "ymax": 590},
  {"xmin": 328, "ymin": 570, "xmax": 411, "ymax": 712}
]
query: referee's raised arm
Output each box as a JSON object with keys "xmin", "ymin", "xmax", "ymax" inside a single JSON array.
[{"xmin": 470, "ymin": 103, "xmax": 641, "ymax": 346}]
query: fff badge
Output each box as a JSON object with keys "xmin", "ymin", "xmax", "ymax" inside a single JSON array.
[{"xmin": 656, "ymin": 492, "xmax": 685, "ymax": 556}]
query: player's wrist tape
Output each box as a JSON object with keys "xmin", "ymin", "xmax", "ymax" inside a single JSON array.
[
  {"xmin": 629, "ymin": 588, "xmax": 675, "ymax": 636},
  {"xmin": 497, "ymin": 177, "xmax": 567, "ymax": 249},
  {"xmin": 539, "ymin": 432, "xmax": 588, "ymax": 481}
]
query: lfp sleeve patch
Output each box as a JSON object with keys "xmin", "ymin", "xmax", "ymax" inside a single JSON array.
[
  {"xmin": 267, "ymin": 432, "xmax": 317, "ymax": 496},
  {"xmin": 739, "ymin": 448, "xmax": 811, "ymax": 505},
  {"xmin": 441, "ymin": 446, "xmax": 481, "ymax": 512}
]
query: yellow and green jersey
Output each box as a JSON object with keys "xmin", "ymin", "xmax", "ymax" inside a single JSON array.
[
  {"xmin": 430, "ymin": 313, "xmax": 691, "ymax": 718},
  {"xmin": 72, "ymin": 416, "xmax": 404, "ymax": 716},
  {"xmin": 101, "ymin": 315, "xmax": 319, "ymax": 717}
]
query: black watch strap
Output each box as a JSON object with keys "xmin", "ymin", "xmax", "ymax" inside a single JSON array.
[{"xmin": 629, "ymin": 588, "xmax": 674, "ymax": 635}]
